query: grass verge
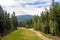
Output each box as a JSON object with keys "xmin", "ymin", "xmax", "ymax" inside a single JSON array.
[{"xmin": 2, "ymin": 28, "xmax": 42, "ymax": 40}]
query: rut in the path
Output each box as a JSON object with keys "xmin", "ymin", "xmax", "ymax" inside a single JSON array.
[{"xmin": 29, "ymin": 29, "xmax": 53, "ymax": 40}]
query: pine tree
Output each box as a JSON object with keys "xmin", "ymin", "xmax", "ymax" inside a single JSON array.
[
  {"xmin": 0, "ymin": 5, "xmax": 4, "ymax": 36},
  {"xmin": 12, "ymin": 12, "xmax": 18, "ymax": 29},
  {"xmin": 44, "ymin": 9, "xmax": 50, "ymax": 34}
]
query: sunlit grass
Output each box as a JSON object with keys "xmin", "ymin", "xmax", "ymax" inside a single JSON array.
[{"xmin": 2, "ymin": 28, "xmax": 42, "ymax": 40}]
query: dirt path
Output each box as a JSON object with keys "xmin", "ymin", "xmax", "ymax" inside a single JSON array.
[{"xmin": 29, "ymin": 29, "xmax": 53, "ymax": 40}]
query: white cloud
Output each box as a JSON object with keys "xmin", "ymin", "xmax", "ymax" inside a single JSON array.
[
  {"xmin": 0, "ymin": 0, "xmax": 59, "ymax": 16},
  {"xmin": 0, "ymin": 0, "xmax": 15, "ymax": 6}
]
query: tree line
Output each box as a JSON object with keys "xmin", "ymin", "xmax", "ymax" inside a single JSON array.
[{"xmin": 0, "ymin": 5, "xmax": 18, "ymax": 37}]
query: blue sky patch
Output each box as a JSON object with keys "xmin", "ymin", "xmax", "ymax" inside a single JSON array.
[{"xmin": 23, "ymin": 1, "xmax": 48, "ymax": 5}]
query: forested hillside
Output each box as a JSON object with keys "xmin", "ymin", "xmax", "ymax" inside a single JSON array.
[{"xmin": 17, "ymin": 15, "xmax": 33, "ymax": 22}]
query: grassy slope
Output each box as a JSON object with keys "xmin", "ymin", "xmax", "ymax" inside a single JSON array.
[{"xmin": 2, "ymin": 28, "xmax": 42, "ymax": 40}]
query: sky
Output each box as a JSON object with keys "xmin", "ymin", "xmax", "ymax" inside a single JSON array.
[{"xmin": 0, "ymin": 0, "xmax": 60, "ymax": 16}]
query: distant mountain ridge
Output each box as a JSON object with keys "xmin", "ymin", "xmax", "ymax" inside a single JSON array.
[{"xmin": 17, "ymin": 15, "xmax": 33, "ymax": 22}]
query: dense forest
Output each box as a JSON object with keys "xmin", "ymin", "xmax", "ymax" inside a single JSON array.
[
  {"xmin": 19, "ymin": 0, "xmax": 60, "ymax": 36},
  {"xmin": 0, "ymin": 5, "xmax": 18, "ymax": 37}
]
